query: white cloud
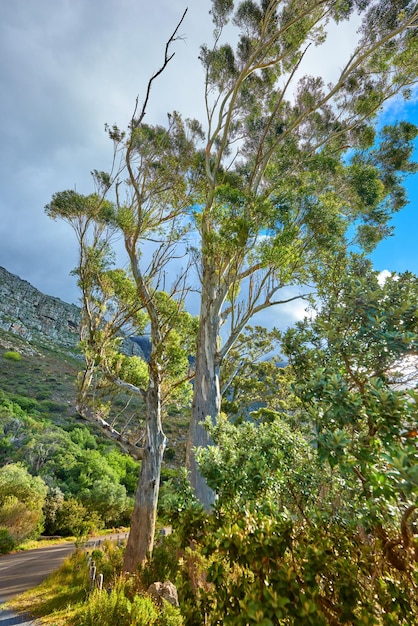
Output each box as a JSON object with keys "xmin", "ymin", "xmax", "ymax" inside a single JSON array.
[
  {"xmin": 250, "ymin": 286, "xmax": 313, "ymax": 331},
  {"xmin": 377, "ymin": 270, "xmax": 401, "ymax": 286},
  {"xmin": 377, "ymin": 269, "xmax": 392, "ymax": 285}
]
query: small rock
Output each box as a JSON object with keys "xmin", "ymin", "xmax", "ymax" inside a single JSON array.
[{"xmin": 147, "ymin": 581, "xmax": 179, "ymax": 607}]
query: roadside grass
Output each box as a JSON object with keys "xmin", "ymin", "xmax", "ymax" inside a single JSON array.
[
  {"xmin": 6, "ymin": 540, "xmax": 184, "ymax": 625},
  {"xmin": 14, "ymin": 527, "xmax": 129, "ymax": 552},
  {"xmin": 5, "ymin": 549, "xmax": 91, "ymax": 625},
  {"xmin": 15, "ymin": 537, "xmax": 76, "ymax": 551}
]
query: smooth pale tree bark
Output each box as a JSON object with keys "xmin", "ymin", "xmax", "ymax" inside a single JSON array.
[
  {"xmin": 188, "ymin": 268, "xmax": 226, "ymax": 507},
  {"xmin": 123, "ymin": 370, "xmax": 166, "ymax": 571}
]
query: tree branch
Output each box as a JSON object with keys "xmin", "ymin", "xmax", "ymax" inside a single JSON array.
[
  {"xmin": 76, "ymin": 400, "xmax": 144, "ymax": 460},
  {"xmin": 131, "ymin": 9, "xmax": 188, "ymax": 128}
]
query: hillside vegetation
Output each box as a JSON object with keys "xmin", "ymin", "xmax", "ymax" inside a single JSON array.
[
  {"xmin": 2, "ymin": 263, "xmax": 418, "ymax": 626},
  {"xmin": 0, "ymin": 327, "xmax": 188, "ymax": 551}
]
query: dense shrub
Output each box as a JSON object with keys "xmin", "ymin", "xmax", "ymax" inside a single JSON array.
[
  {"xmin": 0, "ymin": 527, "xmax": 15, "ymax": 553},
  {"xmin": 157, "ymin": 509, "xmax": 418, "ymax": 626},
  {"xmin": 87, "ymin": 540, "xmax": 124, "ymax": 579},
  {"xmin": 3, "ymin": 351, "xmax": 21, "ymax": 361},
  {"xmin": 139, "ymin": 533, "xmax": 180, "ymax": 589},
  {"xmin": 75, "ymin": 579, "xmax": 183, "ymax": 626},
  {"xmin": 0, "ymin": 389, "xmax": 140, "ymax": 531},
  {"xmin": 0, "ymin": 463, "xmax": 47, "ymax": 545},
  {"xmin": 51, "ymin": 498, "xmax": 101, "ymax": 538},
  {"xmin": 158, "ymin": 467, "xmax": 198, "ymax": 524}
]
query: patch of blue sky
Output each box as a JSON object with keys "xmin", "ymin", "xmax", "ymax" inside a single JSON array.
[{"xmin": 369, "ymin": 96, "xmax": 418, "ymax": 276}]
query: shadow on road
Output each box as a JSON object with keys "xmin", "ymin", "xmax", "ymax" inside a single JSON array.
[{"xmin": 0, "ymin": 608, "xmax": 39, "ymax": 625}]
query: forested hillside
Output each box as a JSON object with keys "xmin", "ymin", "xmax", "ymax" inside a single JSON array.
[{"xmin": 0, "ymin": 321, "xmax": 188, "ymax": 550}]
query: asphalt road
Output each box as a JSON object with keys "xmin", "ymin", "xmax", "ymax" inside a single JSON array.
[
  {"xmin": 0, "ymin": 534, "xmax": 128, "ymax": 605},
  {"xmin": 0, "ymin": 608, "xmax": 40, "ymax": 625},
  {"xmin": 0, "ymin": 534, "xmax": 128, "ymax": 625},
  {"xmin": 0, "ymin": 543, "xmax": 75, "ymax": 625},
  {"xmin": 0, "ymin": 543, "xmax": 76, "ymax": 604}
]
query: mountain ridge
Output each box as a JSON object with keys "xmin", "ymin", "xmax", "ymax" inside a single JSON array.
[
  {"xmin": 0, "ymin": 266, "xmax": 143, "ymax": 358},
  {"xmin": 0, "ymin": 265, "xmax": 81, "ymax": 354}
]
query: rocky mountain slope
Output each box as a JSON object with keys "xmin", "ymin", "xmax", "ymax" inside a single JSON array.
[
  {"xmin": 0, "ymin": 266, "xmax": 143, "ymax": 357},
  {"xmin": 0, "ymin": 266, "xmax": 80, "ymax": 350},
  {"xmin": 0, "ymin": 266, "xmax": 187, "ymax": 463}
]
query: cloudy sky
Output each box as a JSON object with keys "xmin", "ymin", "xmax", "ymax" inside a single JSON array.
[{"xmin": 1, "ymin": 1, "xmax": 417, "ymax": 327}]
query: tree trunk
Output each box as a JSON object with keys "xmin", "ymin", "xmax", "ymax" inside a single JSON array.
[
  {"xmin": 123, "ymin": 373, "xmax": 166, "ymax": 572},
  {"xmin": 187, "ymin": 269, "xmax": 223, "ymax": 508}
]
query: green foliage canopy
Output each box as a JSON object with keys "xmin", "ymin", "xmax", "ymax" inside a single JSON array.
[{"xmin": 0, "ymin": 463, "xmax": 47, "ymax": 544}]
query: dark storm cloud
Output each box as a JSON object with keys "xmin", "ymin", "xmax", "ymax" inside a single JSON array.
[
  {"xmin": 2, "ymin": 1, "xmax": 411, "ymax": 325},
  {"xmin": 0, "ymin": 0, "xmax": 211, "ymax": 303}
]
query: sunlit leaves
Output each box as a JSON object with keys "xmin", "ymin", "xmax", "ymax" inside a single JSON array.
[
  {"xmin": 200, "ymin": 44, "xmax": 238, "ymax": 90},
  {"xmin": 383, "ymin": 444, "xmax": 418, "ymax": 491},
  {"xmin": 347, "ymin": 163, "xmax": 385, "ymax": 210},
  {"xmin": 197, "ymin": 414, "xmax": 320, "ymax": 515},
  {"xmin": 110, "ymin": 354, "xmax": 149, "ymax": 389},
  {"xmin": 281, "ymin": 255, "xmax": 418, "ymax": 582},
  {"xmin": 0, "ymin": 463, "xmax": 47, "ymax": 544},
  {"xmin": 115, "ymin": 205, "xmax": 137, "ymax": 237},
  {"xmin": 122, "ymin": 112, "xmax": 201, "ymax": 241}
]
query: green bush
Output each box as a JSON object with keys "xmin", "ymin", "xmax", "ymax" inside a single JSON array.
[
  {"xmin": 3, "ymin": 351, "xmax": 21, "ymax": 361},
  {"xmin": 0, "ymin": 463, "xmax": 47, "ymax": 544},
  {"xmin": 170, "ymin": 509, "xmax": 418, "ymax": 626},
  {"xmin": 75, "ymin": 581, "xmax": 183, "ymax": 626},
  {"xmin": 159, "ymin": 600, "xmax": 184, "ymax": 626},
  {"xmin": 39, "ymin": 399, "xmax": 67, "ymax": 413},
  {"xmin": 0, "ymin": 527, "xmax": 15, "ymax": 554},
  {"xmin": 7, "ymin": 393, "xmax": 43, "ymax": 413},
  {"xmin": 158, "ymin": 468, "xmax": 199, "ymax": 524},
  {"xmin": 75, "ymin": 585, "xmax": 139, "ymax": 626},
  {"xmin": 87, "ymin": 541, "xmax": 124, "ymax": 579},
  {"xmin": 52, "ymin": 498, "xmax": 101, "ymax": 538},
  {"xmin": 35, "ymin": 389, "xmax": 51, "ymax": 400},
  {"xmin": 139, "ymin": 534, "xmax": 179, "ymax": 589}
]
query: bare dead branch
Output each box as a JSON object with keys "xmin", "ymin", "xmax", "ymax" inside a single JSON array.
[{"xmin": 131, "ymin": 8, "xmax": 188, "ymax": 129}]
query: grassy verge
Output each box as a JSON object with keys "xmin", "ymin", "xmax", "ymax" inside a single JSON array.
[
  {"xmin": 5, "ymin": 549, "xmax": 91, "ymax": 625},
  {"xmin": 4, "ymin": 538, "xmax": 184, "ymax": 625},
  {"xmin": 14, "ymin": 528, "xmax": 129, "ymax": 552},
  {"xmin": 15, "ymin": 537, "xmax": 76, "ymax": 551}
]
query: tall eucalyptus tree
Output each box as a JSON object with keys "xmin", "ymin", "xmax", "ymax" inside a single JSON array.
[
  {"xmin": 46, "ymin": 11, "xmax": 199, "ymax": 570},
  {"xmin": 188, "ymin": 0, "xmax": 418, "ymax": 505},
  {"xmin": 47, "ymin": 1, "xmax": 418, "ymax": 569}
]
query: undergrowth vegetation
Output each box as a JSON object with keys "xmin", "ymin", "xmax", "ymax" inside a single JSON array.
[
  {"xmin": 8, "ymin": 540, "xmax": 183, "ymax": 626},
  {"xmin": 7, "ymin": 502, "xmax": 418, "ymax": 626}
]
